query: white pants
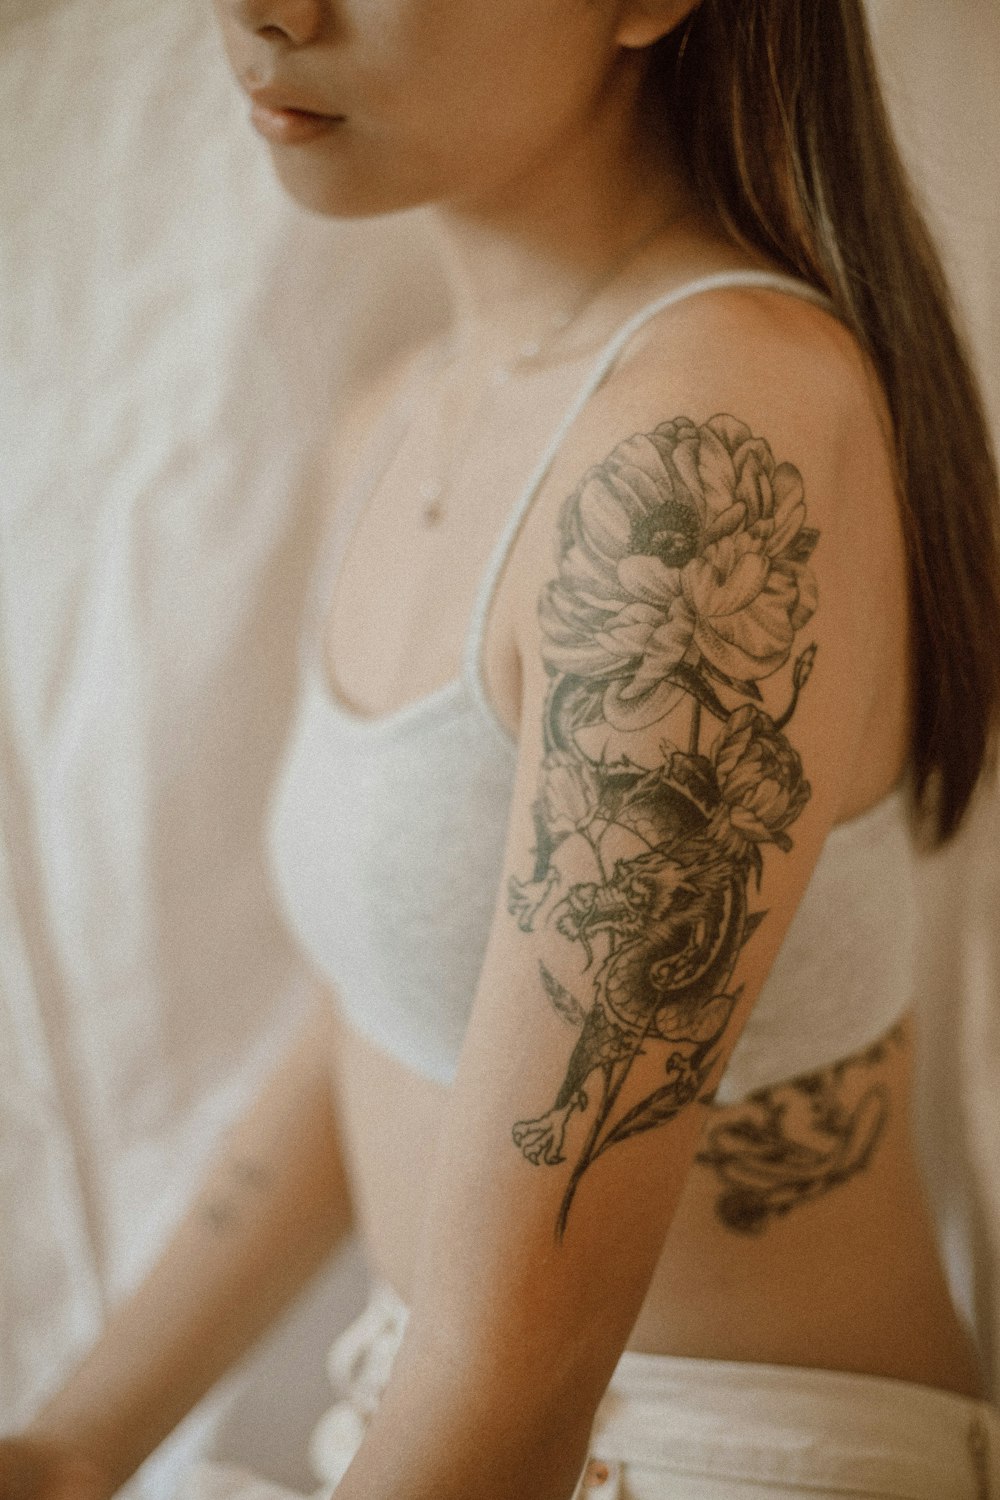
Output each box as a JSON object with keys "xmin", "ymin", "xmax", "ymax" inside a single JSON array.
[{"xmin": 183, "ymin": 1279, "xmax": 1000, "ymax": 1500}]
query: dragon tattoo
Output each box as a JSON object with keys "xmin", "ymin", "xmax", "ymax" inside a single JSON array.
[{"xmin": 507, "ymin": 414, "xmax": 820, "ymax": 1238}]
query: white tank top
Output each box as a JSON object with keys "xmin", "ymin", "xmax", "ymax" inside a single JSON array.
[{"xmin": 267, "ymin": 271, "xmax": 916, "ymax": 1106}]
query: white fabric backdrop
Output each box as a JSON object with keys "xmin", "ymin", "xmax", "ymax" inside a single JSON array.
[
  {"xmin": 1, "ymin": 1, "xmax": 997, "ymax": 1496},
  {"xmin": 0, "ymin": 3, "xmax": 443, "ymax": 1494}
]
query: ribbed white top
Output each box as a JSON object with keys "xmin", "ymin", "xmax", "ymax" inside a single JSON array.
[{"xmin": 268, "ymin": 271, "xmax": 916, "ymax": 1104}]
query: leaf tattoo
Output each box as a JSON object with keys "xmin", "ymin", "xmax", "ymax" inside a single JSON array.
[
  {"xmin": 508, "ymin": 414, "xmax": 819, "ymax": 1240},
  {"xmin": 539, "ymin": 962, "xmax": 586, "ymax": 1029}
]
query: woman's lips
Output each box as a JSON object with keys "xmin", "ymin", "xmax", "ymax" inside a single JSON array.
[{"xmin": 249, "ymin": 101, "xmax": 345, "ymax": 145}]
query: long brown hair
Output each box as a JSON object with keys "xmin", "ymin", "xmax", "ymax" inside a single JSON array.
[{"xmin": 649, "ymin": 0, "xmax": 1000, "ymax": 843}]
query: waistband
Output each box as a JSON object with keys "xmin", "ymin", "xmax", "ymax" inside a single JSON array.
[
  {"xmin": 309, "ymin": 1279, "xmax": 999, "ymax": 1500},
  {"xmin": 591, "ymin": 1345, "xmax": 997, "ymax": 1497}
]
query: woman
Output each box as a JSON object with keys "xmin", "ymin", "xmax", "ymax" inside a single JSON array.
[{"xmin": 6, "ymin": 2, "xmax": 1000, "ymax": 1497}]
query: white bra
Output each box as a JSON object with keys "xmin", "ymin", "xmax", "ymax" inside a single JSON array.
[{"xmin": 267, "ymin": 270, "xmax": 916, "ymax": 1105}]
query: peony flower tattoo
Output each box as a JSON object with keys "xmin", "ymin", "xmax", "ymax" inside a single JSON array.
[
  {"xmin": 540, "ymin": 415, "xmax": 818, "ymax": 730},
  {"xmin": 508, "ymin": 415, "xmax": 825, "ymax": 1241}
]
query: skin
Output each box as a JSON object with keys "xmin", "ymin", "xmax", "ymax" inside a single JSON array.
[
  {"xmin": 5, "ymin": 5, "xmax": 984, "ymax": 1500},
  {"xmin": 214, "ymin": 0, "xmax": 669, "ymax": 221},
  {"xmin": 8, "ymin": 1000, "xmax": 353, "ymax": 1500}
]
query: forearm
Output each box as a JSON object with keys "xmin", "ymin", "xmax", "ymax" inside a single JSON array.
[
  {"xmin": 330, "ymin": 1289, "xmax": 606, "ymax": 1500},
  {"xmin": 332, "ymin": 1371, "xmax": 593, "ymax": 1500},
  {"xmin": 327, "ymin": 1014, "xmax": 705, "ymax": 1500},
  {"xmin": 24, "ymin": 995, "xmax": 353, "ymax": 1495}
]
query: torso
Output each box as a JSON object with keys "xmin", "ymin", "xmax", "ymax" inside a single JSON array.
[
  {"xmin": 314, "ymin": 248, "xmax": 983, "ymax": 1398},
  {"xmin": 329, "ymin": 1006, "xmax": 980, "ymax": 1392}
]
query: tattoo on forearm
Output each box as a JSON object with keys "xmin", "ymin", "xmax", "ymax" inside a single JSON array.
[
  {"xmin": 696, "ymin": 1026, "xmax": 903, "ymax": 1234},
  {"xmin": 196, "ymin": 1153, "xmax": 274, "ymax": 1236},
  {"xmin": 506, "ymin": 415, "xmax": 819, "ymax": 1240}
]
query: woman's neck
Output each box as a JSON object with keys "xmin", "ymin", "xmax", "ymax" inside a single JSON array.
[{"xmin": 425, "ymin": 80, "xmax": 696, "ymax": 370}]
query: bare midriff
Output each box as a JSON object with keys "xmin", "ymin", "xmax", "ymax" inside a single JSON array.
[{"xmin": 326, "ymin": 998, "xmax": 984, "ymax": 1400}]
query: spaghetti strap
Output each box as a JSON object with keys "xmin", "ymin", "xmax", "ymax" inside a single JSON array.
[{"xmin": 460, "ymin": 269, "xmax": 837, "ymax": 738}]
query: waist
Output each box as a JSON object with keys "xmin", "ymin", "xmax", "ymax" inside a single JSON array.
[
  {"xmin": 310, "ymin": 1278, "xmax": 999, "ymax": 1500},
  {"xmin": 330, "ymin": 1006, "xmax": 984, "ymax": 1398}
]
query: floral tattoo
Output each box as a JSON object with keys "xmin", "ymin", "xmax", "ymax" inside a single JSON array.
[{"xmin": 508, "ymin": 414, "xmax": 819, "ymax": 1240}]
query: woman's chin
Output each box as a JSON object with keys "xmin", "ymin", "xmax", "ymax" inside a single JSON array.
[{"xmin": 267, "ymin": 148, "xmax": 431, "ymax": 222}]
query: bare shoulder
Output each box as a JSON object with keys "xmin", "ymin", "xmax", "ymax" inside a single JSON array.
[
  {"xmin": 514, "ymin": 278, "xmax": 903, "ymax": 632},
  {"xmin": 505, "ymin": 279, "xmax": 910, "ymax": 818},
  {"xmin": 589, "ymin": 281, "xmax": 892, "ymax": 514},
  {"xmin": 632, "ymin": 275, "xmax": 874, "ymax": 383},
  {"xmin": 640, "ymin": 286, "xmax": 894, "ymax": 531}
]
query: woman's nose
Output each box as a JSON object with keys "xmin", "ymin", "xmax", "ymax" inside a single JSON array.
[{"xmin": 229, "ymin": 0, "xmax": 325, "ymax": 47}]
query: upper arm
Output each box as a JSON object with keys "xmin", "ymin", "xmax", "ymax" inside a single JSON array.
[{"xmin": 394, "ymin": 297, "xmax": 906, "ymax": 1441}]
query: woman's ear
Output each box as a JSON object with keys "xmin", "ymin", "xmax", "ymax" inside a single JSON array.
[{"xmin": 616, "ymin": 0, "xmax": 701, "ymax": 50}]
